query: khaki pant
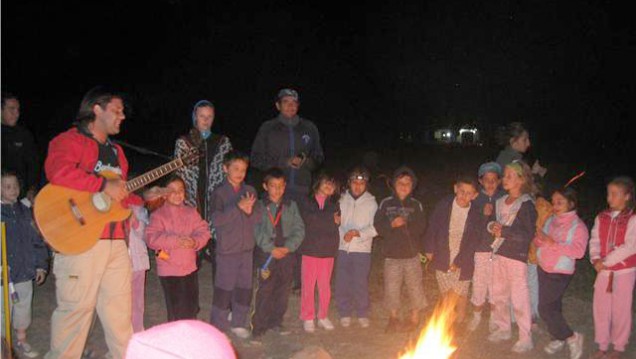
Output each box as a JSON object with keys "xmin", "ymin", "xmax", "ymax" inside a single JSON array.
[
  {"xmin": 45, "ymin": 240, "xmax": 132, "ymax": 359},
  {"xmin": 1, "ymin": 280, "xmax": 34, "ymax": 334}
]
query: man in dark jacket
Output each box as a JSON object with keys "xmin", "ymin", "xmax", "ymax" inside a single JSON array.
[
  {"xmin": 251, "ymin": 89, "xmax": 324, "ymax": 201},
  {"xmin": 1, "ymin": 93, "xmax": 40, "ymax": 204}
]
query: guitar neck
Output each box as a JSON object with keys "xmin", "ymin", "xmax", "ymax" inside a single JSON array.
[{"xmin": 126, "ymin": 158, "xmax": 184, "ymax": 192}]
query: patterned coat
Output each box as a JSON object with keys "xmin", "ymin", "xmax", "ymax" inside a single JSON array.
[{"xmin": 174, "ymin": 129, "xmax": 232, "ymax": 226}]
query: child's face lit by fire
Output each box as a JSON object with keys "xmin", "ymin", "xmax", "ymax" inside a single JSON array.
[
  {"xmin": 607, "ymin": 184, "xmax": 630, "ymax": 211},
  {"xmin": 479, "ymin": 172, "xmax": 501, "ymax": 196},
  {"xmin": 223, "ymin": 159, "xmax": 248, "ymax": 188},
  {"xmin": 349, "ymin": 179, "xmax": 367, "ymax": 198},
  {"xmin": 394, "ymin": 175, "xmax": 413, "ymax": 201},
  {"xmin": 317, "ymin": 180, "xmax": 336, "ymax": 197},
  {"xmin": 165, "ymin": 180, "xmax": 185, "ymax": 206},
  {"xmin": 264, "ymin": 178, "xmax": 286, "ymax": 204},
  {"xmin": 1, "ymin": 176, "xmax": 20, "ymax": 203},
  {"xmin": 502, "ymin": 167, "xmax": 524, "ymax": 194},
  {"xmin": 454, "ymin": 182, "xmax": 478, "ymax": 208}
]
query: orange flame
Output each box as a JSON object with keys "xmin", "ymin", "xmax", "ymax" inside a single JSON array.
[{"xmin": 399, "ymin": 297, "xmax": 458, "ymax": 359}]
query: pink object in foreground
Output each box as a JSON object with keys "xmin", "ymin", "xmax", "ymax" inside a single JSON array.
[{"xmin": 126, "ymin": 320, "xmax": 236, "ymax": 359}]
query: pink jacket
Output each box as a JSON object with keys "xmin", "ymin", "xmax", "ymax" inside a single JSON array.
[
  {"xmin": 145, "ymin": 203, "xmax": 211, "ymax": 277},
  {"xmin": 535, "ymin": 211, "xmax": 588, "ymax": 274}
]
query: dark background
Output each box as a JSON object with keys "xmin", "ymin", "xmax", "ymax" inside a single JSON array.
[{"xmin": 2, "ymin": 0, "xmax": 634, "ymax": 181}]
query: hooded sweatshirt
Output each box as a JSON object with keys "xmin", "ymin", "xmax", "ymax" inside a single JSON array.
[
  {"xmin": 251, "ymin": 114, "xmax": 324, "ymax": 191},
  {"xmin": 374, "ymin": 167, "xmax": 426, "ymax": 259},
  {"xmin": 338, "ymin": 190, "xmax": 378, "ymax": 253}
]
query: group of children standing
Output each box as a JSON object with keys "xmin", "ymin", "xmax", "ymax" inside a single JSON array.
[{"xmin": 2, "ymin": 146, "xmax": 635, "ymax": 359}]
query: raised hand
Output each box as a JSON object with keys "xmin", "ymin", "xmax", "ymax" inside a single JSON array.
[{"xmin": 238, "ymin": 192, "xmax": 257, "ymax": 215}]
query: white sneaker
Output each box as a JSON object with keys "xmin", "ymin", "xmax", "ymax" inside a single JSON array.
[
  {"xmin": 340, "ymin": 317, "xmax": 352, "ymax": 327},
  {"xmin": 317, "ymin": 318, "xmax": 335, "ymax": 330},
  {"xmin": 467, "ymin": 313, "xmax": 482, "ymax": 332},
  {"xmin": 230, "ymin": 327, "xmax": 251, "ymax": 339},
  {"xmin": 566, "ymin": 332, "xmax": 584, "ymax": 359},
  {"xmin": 487, "ymin": 330, "xmax": 512, "ymax": 343},
  {"xmin": 16, "ymin": 341, "xmax": 40, "ymax": 358},
  {"xmin": 303, "ymin": 320, "xmax": 315, "ymax": 333},
  {"xmin": 511, "ymin": 340, "xmax": 534, "ymax": 353},
  {"xmin": 358, "ymin": 318, "xmax": 370, "ymax": 328},
  {"xmin": 544, "ymin": 339, "xmax": 565, "ymax": 354}
]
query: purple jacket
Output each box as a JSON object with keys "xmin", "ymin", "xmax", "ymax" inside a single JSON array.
[
  {"xmin": 145, "ymin": 203, "xmax": 211, "ymax": 277},
  {"xmin": 535, "ymin": 211, "xmax": 588, "ymax": 275},
  {"xmin": 210, "ymin": 180, "xmax": 262, "ymax": 255}
]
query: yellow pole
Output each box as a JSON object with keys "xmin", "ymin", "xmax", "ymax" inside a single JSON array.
[{"xmin": 2, "ymin": 222, "xmax": 13, "ymax": 356}]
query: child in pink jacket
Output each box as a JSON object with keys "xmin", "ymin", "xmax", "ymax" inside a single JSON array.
[
  {"xmin": 534, "ymin": 187, "xmax": 588, "ymax": 359},
  {"xmin": 145, "ymin": 176, "xmax": 211, "ymax": 322},
  {"xmin": 588, "ymin": 176, "xmax": 636, "ymax": 359}
]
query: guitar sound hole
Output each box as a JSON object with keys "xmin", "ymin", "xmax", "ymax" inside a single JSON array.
[{"xmin": 92, "ymin": 193, "xmax": 112, "ymax": 212}]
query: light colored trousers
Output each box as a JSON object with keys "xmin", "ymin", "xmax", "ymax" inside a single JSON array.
[
  {"xmin": 593, "ymin": 270, "xmax": 636, "ymax": 352},
  {"xmin": 1, "ymin": 280, "xmax": 34, "ymax": 335},
  {"xmin": 491, "ymin": 255, "xmax": 532, "ymax": 345},
  {"xmin": 45, "ymin": 240, "xmax": 132, "ymax": 359}
]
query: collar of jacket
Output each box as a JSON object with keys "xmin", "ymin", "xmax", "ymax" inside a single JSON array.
[{"xmin": 277, "ymin": 114, "xmax": 300, "ymax": 127}]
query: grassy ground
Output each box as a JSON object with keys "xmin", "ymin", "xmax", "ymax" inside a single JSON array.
[{"xmin": 20, "ymin": 145, "xmax": 636, "ymax": 358}]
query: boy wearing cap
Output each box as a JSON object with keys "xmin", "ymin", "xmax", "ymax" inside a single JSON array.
[
  {"xmin": 467, "ymin": 162, "xmax": 506, "ymax": 331},
  {"xmin": 334, "ymin": 166, "xmax": 378, "ymax": 328}
]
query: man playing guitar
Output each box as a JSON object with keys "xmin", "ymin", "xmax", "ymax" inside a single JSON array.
[{"xmin": 44, "ymin": 87, "xmax": 142, "ymax": 359}]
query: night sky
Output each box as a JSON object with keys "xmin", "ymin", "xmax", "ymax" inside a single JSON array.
[{"xmin": 3, "ymin": 0, "xmax": 634, "ymax": 174}]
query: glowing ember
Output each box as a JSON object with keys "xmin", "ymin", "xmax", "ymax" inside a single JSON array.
[{"xmin": 399, "ymin": 297, "xmax": 458, "ymax": 359}]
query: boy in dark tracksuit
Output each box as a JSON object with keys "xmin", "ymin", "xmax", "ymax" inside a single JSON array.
[
  {"xmin": 374, "ymin": 166, "xmax": 427, "ymax": 333},
  {"xmin": 251, "ymin": 168, "xmax": 305, "ymax": 338},
  {"xmin": 210, "ymin": 152, "xmax": 262, "ymax": 338}
]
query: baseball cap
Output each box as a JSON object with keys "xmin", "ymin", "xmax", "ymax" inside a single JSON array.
[{"xmin": 277, "ymin": 88, "xmax": 299, "ymax": 102}]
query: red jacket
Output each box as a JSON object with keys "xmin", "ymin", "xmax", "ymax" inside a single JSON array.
[
  {"xmin": 44, "ymin": 127, "xmax": 142, "ymax": 239},
  {"xmin": 596, "ymin": 209, "xmax": 636, "ymax": 271}
]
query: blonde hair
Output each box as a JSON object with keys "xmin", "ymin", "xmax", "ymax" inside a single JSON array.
[{"xmin": 506, "ymin": 160, "xmax": 539, "ymax": 196}]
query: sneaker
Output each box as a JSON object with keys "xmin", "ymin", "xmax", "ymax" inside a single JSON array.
[
  {"xmin": 230, "ymin": 327, "xmax": 251, "ymax": 339},
  {"xmin": 588, "ymin": 350, "xmax": 607, "ymax": 359},
  {"xmin": 385, "ymin": 317, "xmax": 401, "ymax": 333},
  {"xmin": 544, "ymin": 340, "xmax": 565, "ymax": 354},
  {"xmin": 511, "ymin": 340, "xmax": 534, "ymax": 353},
  {"xmin": 303, "ymin": 320, "xmax": 315, "ymax": 333},
  {"xmin": 467, "ymin": 313, "xmax": 482, "ymax": 332},
  {"xmin": 487, "ymin": 330, "xmax": 512, "ymax": 343},
  {"xmin": 340, "ymin": 317, "xmax": 352, "ymax": 328},
  {"xmin": 567, "ymin": 332, "xmax": 584, "ymax": 359},
  {"xmin": 358, "ymin": 318, "xmax": 370, "ymax": 328},
  {"xmin": 16, "ymin": 341, "xmax": 40, "ymax": 358},
  {"xmin": 317, "ymin": 318, "xmax": 335, "ymax": 331},
  {"xmin": 271, "ymin": 326, "xmax": 291, "ymax": 336}
]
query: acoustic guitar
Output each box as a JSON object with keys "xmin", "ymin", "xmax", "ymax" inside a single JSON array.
[{"xmin": 33, "ymin": 149, "xmax": 198, "ymax": 255}]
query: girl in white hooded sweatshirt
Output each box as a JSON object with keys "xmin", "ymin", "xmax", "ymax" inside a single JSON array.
[{"xmin": 334, "ymin": 167, "xmax": 379, "ymax": 328}]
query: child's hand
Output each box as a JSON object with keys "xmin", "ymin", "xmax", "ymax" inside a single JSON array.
[
  {"xmin": 593, "ymin": 259, "xmax": 606, "ymax": 273},
  {"xmin": 238, "ymin": 192, "xmax": 257, "ymax": 215},
  {"xmin": 535, "ymin": 230, "xmax": 556, "ymax": 246},
  {"xmin": 391, "ymin": 216, "xmax": 406, "ymax": 228},
  {"xmin": 334, "ymin": 212, "xmax": 341, "ymax": 225},
  {"xmin": 35, "ymin": 269, "xmax": 47, "ymax": 285},
  {"xmin": 272, "ymin": 247, "xmax": 289, "ymax": 259},
  {"xmin": 483, "ymin": 203, "xmax": 494, "ymax": 216},
  {"xmin": 179, "ymin": 237, "xmax": 197, "ymax": 249},
  {"xmin": 448, "ymin": 264, "xmax": 459, "ymax": 272},
  {"xmin": 344, "ymin": 230, "xmax": 360, "ymax": 242},
  {"xmin": 491, "ymin": 222, "xmax": 503, "ymax": 237},
  {"xmin": 425, "ymin": 253, "xmax": 433, "ymax": 261}
]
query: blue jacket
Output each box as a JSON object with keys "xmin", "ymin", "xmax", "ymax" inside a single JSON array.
[
  {"xmin": 424, "ymin": 195, "xmax": 484, "ymax": 281},
  {"xmin": 473, "ymin": 189, "xmax": 506, "ymax": 252},
  {"xmin": 210, "ymin": 180, "xmax": 262, "ymax": 255},
  {"xmin": 1, "ymin": 202, "xmax": 49, "ymax": 283},
  {"xmin": 297, "ymin": 196, "xmax": 340, "ymax": 258},
  {"xmin": 489, "ymin": 195, "xmax": 537, "ymax": 263}
]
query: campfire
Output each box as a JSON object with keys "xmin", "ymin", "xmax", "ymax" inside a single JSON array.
[{"xmin": 399, "ymin": 297, "xmax": 458, "ymax": 359}]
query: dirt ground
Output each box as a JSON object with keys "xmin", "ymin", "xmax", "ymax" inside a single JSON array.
[{"xmin": 16, "ymin": 146, "xmax": 636, "ymax": 358}]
